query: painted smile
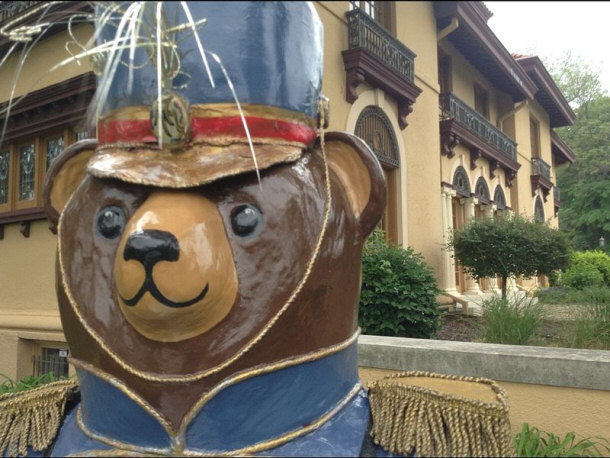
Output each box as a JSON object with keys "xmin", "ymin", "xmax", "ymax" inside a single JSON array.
[{"xmin": 121, "ymin": 275, "xmax": 209, "ymax": 308}]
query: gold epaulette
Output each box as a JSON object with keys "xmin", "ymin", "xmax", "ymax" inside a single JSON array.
[
  {"xmin": 367, "ymin": 371, "xmax": 513, "ymax": 457},
  {"xmin": 0, "ymin": 379, "xmax": 79, "ymax": 457}
]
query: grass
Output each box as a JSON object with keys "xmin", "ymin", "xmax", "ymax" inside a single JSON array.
[
  {"xmin": 536, "ymin": 286, "xmax": 610, "ymax": 350},
  {"xmin": 514, "ymin": 422, "xmax": 610, "ymax": 457},
  {"xmin": 480, "ymin": 294, "xmax": 544, "ymax": 345},
  {"xmin": 0, "ymin": 372, "xmax": 62, "ymax": 395}
]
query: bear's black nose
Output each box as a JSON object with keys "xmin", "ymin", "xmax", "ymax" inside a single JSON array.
[{"xmin": 123, "ymin": 230, "xmax": 179, "ymax": 270}]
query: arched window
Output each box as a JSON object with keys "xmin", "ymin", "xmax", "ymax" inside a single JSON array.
[
  {"xmin": 474, "ymin": 177, "xmax": 490, "ymax": 205},
  {"xmin": 355, "ymin": 106, "xmax": 399, "ymax": 169},
  {"xmin": 452, "ymin": 166, "xmax": 471, "ymax": 198},
  {"xmin": 534, "ymin": 196, "xmax": 545, "ymax": 223},
  {"xmin": 355, "ymin": 106, "xmax": 400, "ymax": 243},
  {"xmin": 493, "ymin": 185, "xmax": 506, "ymax": 210}
]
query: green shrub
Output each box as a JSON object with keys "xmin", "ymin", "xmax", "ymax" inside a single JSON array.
[
  {"xmin": 560, "ymin": 251, "xmax": 610, "ymax": 289},
  {"xmin": 480, "ymin": 295, "xmax": 543, "ymax": 345},
  {"xmin": 561, "ymin": 262, "xmax": 604, "ymax": 289},
  {"xmin": 514, "ymin": 422, "xmax": 610, "ymax": 457},
  {"xmin": 359, "ymin": 229, "xmax": 441, "ymax": 338}
]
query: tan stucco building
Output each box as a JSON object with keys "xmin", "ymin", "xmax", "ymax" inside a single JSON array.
[{"xmin": 0, "ymin": 1, "xmax": 574, "ymax": 380}]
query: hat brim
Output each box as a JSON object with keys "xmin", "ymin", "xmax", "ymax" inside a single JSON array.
[{"xmin": 87, "ymin": 142, "xmax": 305, "ymax": 188}]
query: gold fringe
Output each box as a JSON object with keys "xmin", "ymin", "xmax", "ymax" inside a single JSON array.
[
  {"xmin": 0, "ymin": 379, "xmax": 79, "ymax": 457},
  {"xmin": 367, "ymin": 371, "xmax": 514, "ymax": 457}
]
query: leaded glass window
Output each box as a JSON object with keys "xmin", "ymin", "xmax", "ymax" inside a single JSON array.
[
  {"xmin": 474, "ymin": 177, "xmax": 490, "ymax": 204},
  {"xmin": 0, "ymin": 150, "xmax": 8, "ymax": 205},
  {"xmin": 452, "ymin": 166, "xmax": 471, "ymax": 198},
  {"xmin": 19, "ymin": 143, "xmax": 35, "ymax": 201},
  {"xmin": 493, "ymin": 186, "xmax": 506, "ymax": 210},
  {"xmin": 76, "ymin": 130, "xmax": 88, "ymax": 141},
  {"xmin": 355, "ymin": 106, "xmax": 399, "ymax": 168},
  {"xmin": 46, "ymin": 136, "xmax": 64, "ymax": 170}
]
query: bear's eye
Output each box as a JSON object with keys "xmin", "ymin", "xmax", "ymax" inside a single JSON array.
[
  {"xmin": 95, "ymin": 206, "xmax": 126, "ymax": 240},
  {"xmin": 230, "ymin": 204, "xmax": 263, "ymax": 238}
]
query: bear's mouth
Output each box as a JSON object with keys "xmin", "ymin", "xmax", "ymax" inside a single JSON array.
[{"xmin": 121, "ymin": 276, "xmax": 209, "ymax": 308}]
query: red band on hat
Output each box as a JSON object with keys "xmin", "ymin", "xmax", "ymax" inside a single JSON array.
[{"xmin": 97, "ymin": 116, "xmax": 317, "ymax": 146}]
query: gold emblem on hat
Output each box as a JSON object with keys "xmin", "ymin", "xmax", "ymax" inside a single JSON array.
[{"xmin": 150, "ymin": 91, "xmax": 190, "ymax": 151}]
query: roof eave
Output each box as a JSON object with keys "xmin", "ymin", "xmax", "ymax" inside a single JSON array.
[
  {"xmin": 434, "ymin": 1, "xmax": 537, "ymax": 100},
  {"xmin": 517, "ymin": 56, "xmax": 576, "ymax": 128}
]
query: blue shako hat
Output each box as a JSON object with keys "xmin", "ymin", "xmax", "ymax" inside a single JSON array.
[{"xmin": 87, "ymin": 2, "xmax": 325, "ymax": 188}]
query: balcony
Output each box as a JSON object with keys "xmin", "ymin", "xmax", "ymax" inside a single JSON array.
[
  {"xmin": 530, "ymin": 157, "xmax": 553, "ymax": 201},
  {"xmin": 342, "ymin": 8, "xmax": 422, "ymax": 129},
  {"xmin": 439, "ymin": 93, "xmax": 520, "ymax": 186}
]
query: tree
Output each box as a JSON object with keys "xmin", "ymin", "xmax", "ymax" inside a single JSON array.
[
  {"xmin": 447, "ymin": 215, "xmax": 571, "ymax": 299},
  {"xmin": 546, "ymin": 55, "xmax": 610, "ymax": 252},
  {"xmin": 545, "ymin": 52, "xmax": 605, "ymax": 113}
]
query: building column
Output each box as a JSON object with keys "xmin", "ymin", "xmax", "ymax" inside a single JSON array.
[
  {"xmin": 462, "ymin": 197, "xmax": 481, "ymax": 295},
  {"xmin": 441, "ymin": 187, "xmax": 457, "ymax": 293},
  {"xmin": 480, "ymin": 204, "xmax": 499, "ymax": 293}
]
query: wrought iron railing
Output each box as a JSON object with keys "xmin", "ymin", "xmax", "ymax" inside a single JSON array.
[
  {"xmin": 346, "ymin": 8, "xmax": 415, "ymax": 82},
  {"xmin": 554, "ymin": 186, "xmax": 560, "ymax": 203},
  {"xmin": 439, "ymin": 93, "xmax": 516, "ymax": 161},
  {"xmin": 0, "ymin": 1, "xmax": 40, "ymax": 23},
  {"xmin": 531, "ymin": 156, "xmax": 551, "ymax": 181}
]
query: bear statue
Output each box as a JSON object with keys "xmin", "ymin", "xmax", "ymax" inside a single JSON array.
[{"xmin": 0, "ymin": 2, "xmax": 512, "ymax": 457}]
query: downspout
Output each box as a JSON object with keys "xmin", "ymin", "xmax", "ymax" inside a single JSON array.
[
  {"xmin": 437, "ymin": 16, "xmax": 459, "ymax": 41},
  {"xmin": 497, "ymin": 100, "xmax": 528, "ymax": 129}
]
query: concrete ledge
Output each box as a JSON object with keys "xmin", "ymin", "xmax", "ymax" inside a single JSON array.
[{"xmin": 358, "ymin": 335, "xmax": 610, "ymax": 391}]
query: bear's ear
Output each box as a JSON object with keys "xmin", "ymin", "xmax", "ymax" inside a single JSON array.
[
  {"xmin": 324, "ymin": 131, "xmax": 387, "ymax": 240},
  {"xmin": 43, "ymin": 139, "xmax": 97, "ymax": 232}
]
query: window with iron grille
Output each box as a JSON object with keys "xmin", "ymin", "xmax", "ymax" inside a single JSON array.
[
  {"xmin": 33, "ymin": 347, "xmax": 69, "ymax": 378},
  {"xmin": 493, "ymin": 185, "xmax": 506, "ymax": 210},
  {"xmin": 355, "ymin": 106, "xmax": 399, "ymax": 169},
  {"xmin": 474, "ymin": 177, "xmax": 490, "ymax": 205},
  {"xmin": 452, "ymin": 166, "xmax": 471, "ymax": 198}
]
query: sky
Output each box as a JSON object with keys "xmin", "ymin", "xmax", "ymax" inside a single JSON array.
[{"xmin": 486, "ymin": 1, "xmax": 610, "ymax": 93}]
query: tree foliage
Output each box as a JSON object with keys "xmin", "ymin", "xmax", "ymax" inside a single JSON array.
[
  {"xmin": 545, "ymin": 51, "xmax": 605, "ymax": 112},
  {"xmin": 546, "ymin": 54, "xmax": 610, "ymax": 252},
  {"xmin": 447, "ymin": 215, "xmax": 571, "ymax": 299}
]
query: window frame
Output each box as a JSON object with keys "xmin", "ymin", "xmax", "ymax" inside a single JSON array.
[{"xmin": 0, "ymin": 126, "xmax": 83, "ymax": 218}]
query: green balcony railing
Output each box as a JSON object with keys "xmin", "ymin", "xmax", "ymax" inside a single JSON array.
[
  {"xmin": 531, "ymin": 157, "xmax": 551, "ymax": 181},
  {"xmin": 0, "ymin": 1, "xmax": 40, "ymax": 23},
  {"xmin": 439, "ymin": 93, "xmax": 516, "ymax": 161},
  {"xmin": 346, "ymin": 8, "xmax": 415, "ymax": 82}
]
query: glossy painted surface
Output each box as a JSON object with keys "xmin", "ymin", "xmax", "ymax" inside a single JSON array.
[
  {"xmin": 50, "ymin": 345, "xmax": 363, "ymax": 455},
  {"xmin": 114, "ymin": 191, "xmax": 238, "ymax": 342},
  {"xmin": 53, "ymin": 132, "xmax": 386, "ymax": 429},
  {"xmin": 98, "ymin": 2, "xmax": 323, "ymax": 119}
]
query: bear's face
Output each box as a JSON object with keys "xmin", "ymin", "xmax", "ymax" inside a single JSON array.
[{"xmin": 46, "ymin": 133, "xmax": 386, "ymax": 386}]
